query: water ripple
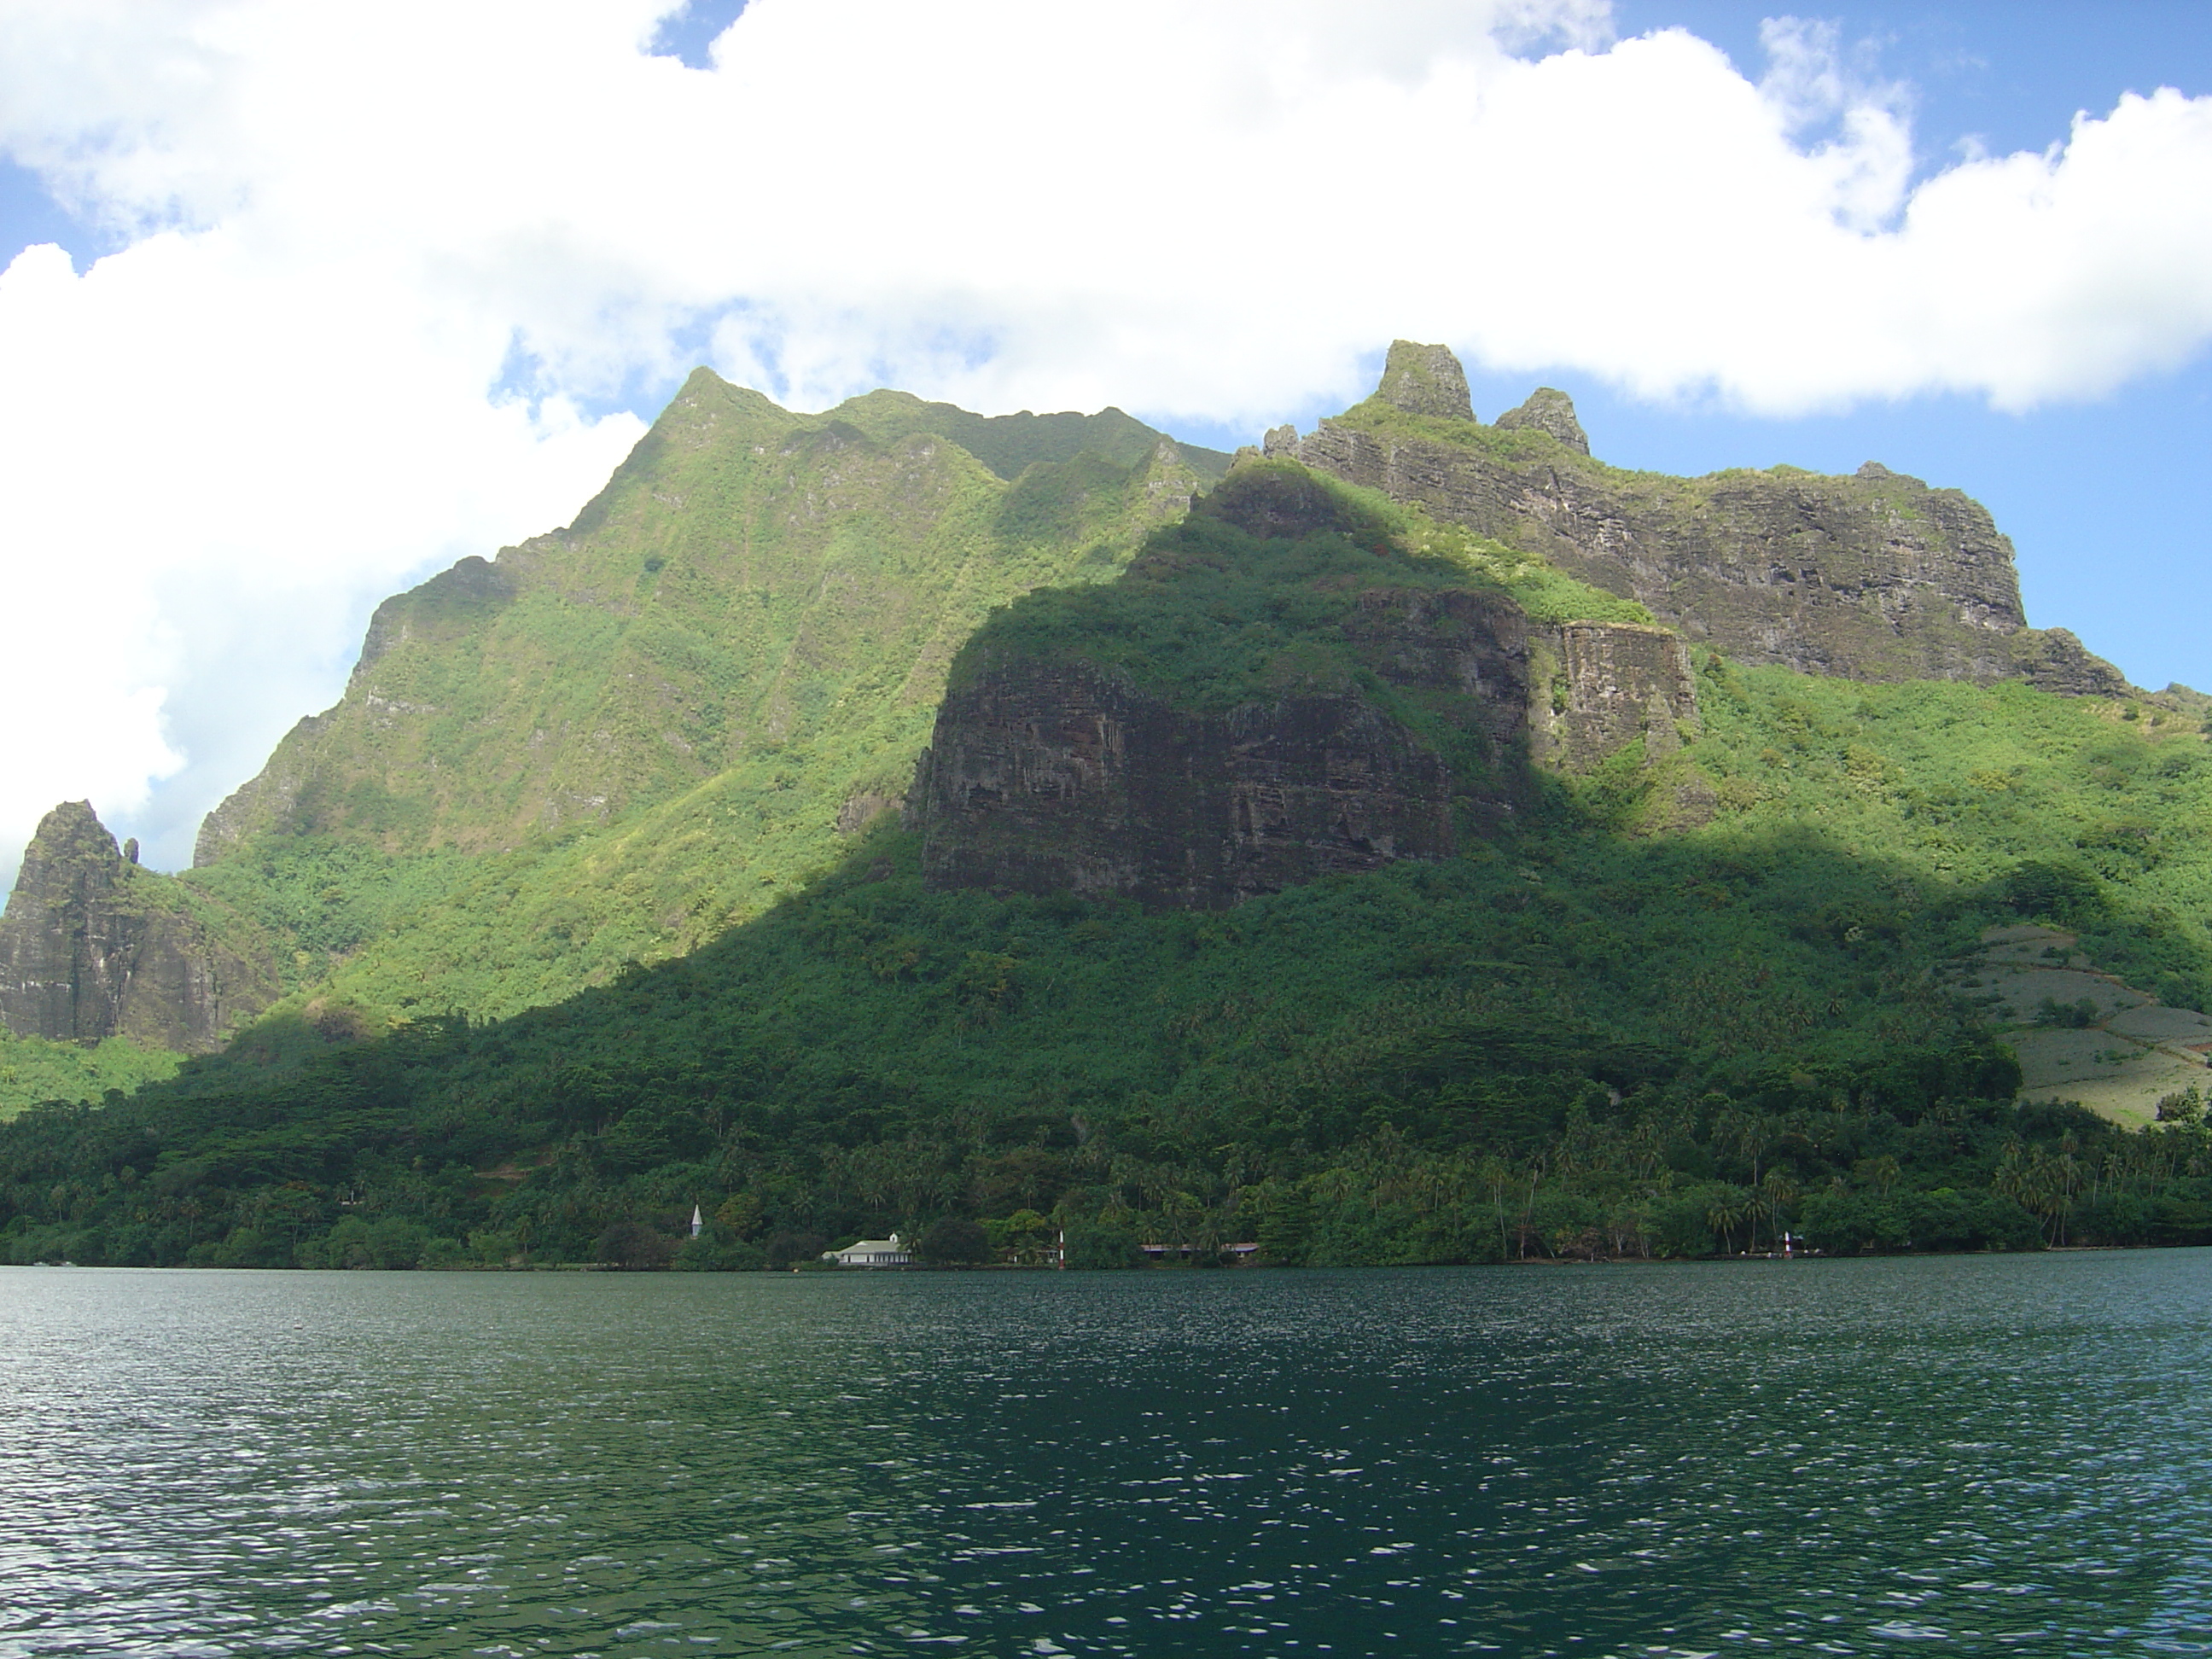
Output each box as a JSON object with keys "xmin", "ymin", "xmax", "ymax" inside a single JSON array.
[{"xmin": 3, "ymin": 1253, "xmax": 2209, "ymax": 1655}]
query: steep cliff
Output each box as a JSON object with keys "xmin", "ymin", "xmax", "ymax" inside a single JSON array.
[
  {"xmin": 917, "ymin": 573, "xmax": 1534, "ymax": 908},
  {"xmin": 136, "ymin": 373, "xmax": 1237, "ymax": 1039},
  {"xmin": 0, "ymin": 803, "xmax": 276, "ymax": 1052},
  {"xmin": 1276, "ymin": 344, "xmax": 2129, "ymax": 693},
  {"xmin": 1528, "ymin": 620, "xmax": 1699, "ymax": 772},
  {"xmin": 916, "ymin": 463, "xmax": 1697, "ymax": 907}
]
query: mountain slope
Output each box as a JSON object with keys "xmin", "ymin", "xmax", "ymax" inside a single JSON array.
[
  {"xmin": 195, "ymin": 371, "xmax": 1203, "ymax": 862},
  {"xmin": 111, "ymin": 374, "xmax": 1199, "ymax": 1039},
  {"xmin": 6, "ymin": 449, "xmax": 2212, "ymax": 1268}
]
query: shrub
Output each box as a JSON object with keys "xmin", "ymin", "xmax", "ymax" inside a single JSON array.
[
  {"xmin": 1062, "ymin": 1218, "xmax": 1142, "ymax": 1270},
  {"xmin": 595, "ymin": 1220, "xmax": 674, "ymax": 1271},
  {"xmin": 917, "ymin": 1215, "xmax": 992, "ymax": 1266}
]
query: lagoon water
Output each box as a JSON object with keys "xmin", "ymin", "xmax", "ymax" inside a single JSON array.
[{"xmin": 3, "ymin": 1254, "xmax": 2210, "ymax": 1657}]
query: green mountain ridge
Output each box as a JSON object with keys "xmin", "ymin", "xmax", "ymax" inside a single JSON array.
[
  {"xmin": 181, "ymin": 376, "xmax": 1206, "ymax": 1022},
  {"xmin": 6, "ymin": 343, "xmax": 2212, "ymax": 1272},
  {"xmin": 194, "ymin": 373, "xmax": 1213, "ymax": 864},
  {"xmin": 1, "ymin": 374, "xmax": 1224, "ymax": 1103}
]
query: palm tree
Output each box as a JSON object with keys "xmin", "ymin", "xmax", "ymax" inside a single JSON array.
[
  {"xmin": 1705, "ymin": 1189, "xmax": 1750, "ymax": 1255},
  {"xmin": 1759, "ymin": 1167, "xmax": 1798, "ymax": 1254}
]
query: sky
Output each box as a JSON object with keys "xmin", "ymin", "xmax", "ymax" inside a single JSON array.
[{"xmin": 0, "ymin": 0, "xmax": 2209, "ymax": 886}]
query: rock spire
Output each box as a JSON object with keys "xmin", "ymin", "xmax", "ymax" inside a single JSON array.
[
  {"xmin": 0, "ymin": 801, "xmax": 275, "ymax": 1051},
  {"xmin": 1374, "ymin": 340, "xmax": 1474, "ymax": 422},
  {"xmin": 1494, "ymin": 387, "xmax": 1590, "ymax": 455}
]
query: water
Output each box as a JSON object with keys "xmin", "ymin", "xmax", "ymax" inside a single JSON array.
[{"xmin": 3, "ymin": 1254, "xmax": 2209, "ymax": 1657}]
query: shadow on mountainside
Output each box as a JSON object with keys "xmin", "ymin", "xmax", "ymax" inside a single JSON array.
[
  {"xmin": 10, "ymin": 448, "xmax": 2212, "ymax": 1267},
  {"xmin": 9, "ymin": 759, "xmax": 2211, "ymax": 1269}
]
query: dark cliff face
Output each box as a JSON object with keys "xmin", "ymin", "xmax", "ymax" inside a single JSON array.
[
  {"xmin": 1285, "ymin": 346, "xmax": 2128, "ymax": 693},
  {"xmin": 0, "ymin": 802, "xmax": 276, "ymax": 1051},
  {"xmin": 917, "ymin": 667, "xmax": 1459, "ymax": 910},
  {"xmin": 913, "ymin": 462, "xmax": 1709, "ymax": 909},
  {"xmin": 917, "ymin": 601, "xmax": 1705, "ymax": 910},
  {"xmin": 917, "ymin": 585, "xmax": 1532, "ymax": 910}
]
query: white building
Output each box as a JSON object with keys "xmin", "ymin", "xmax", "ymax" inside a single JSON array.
[{"xmin": 824, "ymin": 1232, "xmax": 913, "ymax": 1267}]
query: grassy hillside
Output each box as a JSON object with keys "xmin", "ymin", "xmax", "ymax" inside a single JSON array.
[
  {"xmin": 7, "ymin": 484, "xmax": 2211, "ymax": 1267},
  {"xmin": 139, "ymin": 378, "xmax": 1216, "ymax": 1035}
]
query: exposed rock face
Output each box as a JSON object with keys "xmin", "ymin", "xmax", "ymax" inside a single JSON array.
[
  {"xmin": 918, "ymin": 544, "xmax": 1547, "ymax": 910},
  {"xmin": 1289, "ymin": 346, "xmax": 2132, "ymax": 691},
  {"xmin": 0, "ymin": 803, "xmax": 275, "ymax": 1051},
  {"xmin": 1493, "ymin": 387, "xmax": 1589, "ymax": 456},
  {"xmin": 2005, "ymin": 628, "xmax": 2133, "ymax": 699},
  {"xmin": 1374, "ymin": 340, "xmax": 1474, "ymax": 422},
  {"xmin": 916, "ymin": 568, "xmax": 1700, "ymax": 909},
  {"xmin": 917, "ymin": 664, "xmax": 1464, "ymax": 910},
  {"xmin": 1530, "ymin": 622, "xmax": 1700, "ymax": 771},
  {"xmin": 834, "ymin": 788, "xmax": 904, "ymax": 834}
]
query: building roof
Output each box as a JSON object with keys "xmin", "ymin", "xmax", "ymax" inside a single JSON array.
[{"xmin": 825, "ymin": 1233, "xmax": 911, "ymax": 1263}]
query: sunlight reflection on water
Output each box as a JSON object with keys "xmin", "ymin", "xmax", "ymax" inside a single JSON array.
[{"xmin": 3, "ymin": 1252, "xmax": 2210, "ymax": 1656}]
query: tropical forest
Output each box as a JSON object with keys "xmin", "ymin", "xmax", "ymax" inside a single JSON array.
[{"xmin": 5, "ymin": 346, "xmax": 2212, "ymax": 1273}]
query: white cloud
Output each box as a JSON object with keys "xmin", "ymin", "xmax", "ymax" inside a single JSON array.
[
  {"xmin": 1, "ymin": 0, "xmax": 2209, "ymax": 877},
  {"xmin": 0, "ymin": 227, "xmax": 640, "ymax": 876}
]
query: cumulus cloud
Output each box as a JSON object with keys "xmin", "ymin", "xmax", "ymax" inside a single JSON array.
[{"xmin": 1, "ymin": 0, "xmax": 2209, "ymax": 876}]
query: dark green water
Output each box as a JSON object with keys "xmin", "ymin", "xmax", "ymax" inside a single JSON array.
[{"xmin": 3, "ymin": 1254, "xmax": 2209, "ymax": 1656}]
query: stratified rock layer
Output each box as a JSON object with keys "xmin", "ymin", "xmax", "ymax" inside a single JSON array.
[
  {"xmin": 1289, "ymin": 349, "xmax": 2129, "ymax": 693},
  {"xmin": 917, "ymin": 599, "xmax": 1704, "ymax": 909},
  {"xmin": 917, "ymin": 665, "xmax": 1459, "ymax": 909},
  {"xmin": 0, "ymin": 803, "xmax": 276, "ymax": 1051}
]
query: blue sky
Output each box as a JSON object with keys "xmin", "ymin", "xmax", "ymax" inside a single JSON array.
[
  {"xmin": 1, "ymin": 0, "xmax": 2209, "ymax": 880},
  {"xmin": 1183, "ymin": 3, "xmax": 2212, "ymax": 696},
  {"xmin": 1604, "ymin": 3, "xmax": 2212, "ymax": 694}
]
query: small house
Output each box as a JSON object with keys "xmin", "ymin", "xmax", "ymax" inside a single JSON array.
[{"xmin": 824, "ymin": 1232, "xmax": 913, "ymax": 1267}]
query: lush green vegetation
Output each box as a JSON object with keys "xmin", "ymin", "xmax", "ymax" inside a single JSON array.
[
  {"xmin": 1686, "ymin": 658, "xmax": 2212, "ymax": 1011},
  {"xmin": 0, "ymin": 375, "xmax": 1214, "ymax": 1097},
  {"xmin": 951, "ymin": 461, "xmax": 1645, "ymax": 714},
  {"xmin": 0, "ymin": 1031, "xmax": 178, "ymax": 1121},
  {"xmin": 5, "ymin": 800, "xmax": 2206, "ymax": 1272},
  {"xmin": 830, "ymin": 389, "xmax": 1234, "ymax": 483},
  {"xmin": 7, "ymin": 472, "xmax": 2212, "ymax": 1270}
]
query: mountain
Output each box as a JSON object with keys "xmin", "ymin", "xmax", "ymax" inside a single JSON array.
[
  {"xmin": 914, "ymin": 461, "xmax": 1697, "ymax": 907},
  {"xmin": 0, "ymin": 376, "xmax": 1225, "ymax": 1108},
  {"xmin": 0, "ymin": 802, "xmax": 275, "ymax": 1051},
  {"xmin": 194, "ymin": 372, "xmax": 1218, "ymax": 863},
  {"xmin": 5, "ymin": 344, "xmax": 2212, "ymax": 1272},
  {"xmin": 1272, "ymin": 341, "xmax": 2129, "ymax": 692},
  {"xmin": 37, "ymin": 377, "xmax": 1202, "ymax": 1055}
]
